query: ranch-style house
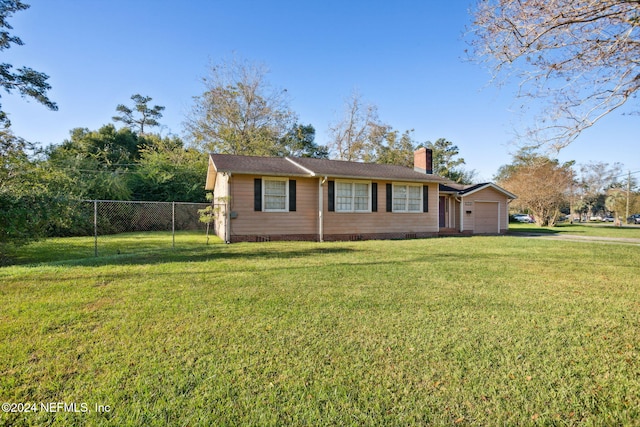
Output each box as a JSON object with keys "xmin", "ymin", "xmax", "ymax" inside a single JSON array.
[{"xmin": 205, "ymin": 148, "xmax": 516, "ymax": 243}]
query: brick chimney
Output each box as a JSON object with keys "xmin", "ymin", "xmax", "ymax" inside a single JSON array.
[{"xmin": 414, "ymin": 147, "xmax": 433, "ymax": 174}]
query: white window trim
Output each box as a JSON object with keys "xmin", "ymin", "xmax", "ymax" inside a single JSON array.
[
  {"xmin": 262, "ymin": 177, "xmax": 289, "ymax": 212},
  {"xmin": 392, "ymin": 183, "xmax": 423, "ymax": 213},
  {"xmin": 335, "ymin": 180, "xmax": 372, "ymax": 213}
]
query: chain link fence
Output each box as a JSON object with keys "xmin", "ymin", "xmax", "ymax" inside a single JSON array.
[{"xmin": 56, "ymin": 200, "xmax": 214, "ymax": 257}]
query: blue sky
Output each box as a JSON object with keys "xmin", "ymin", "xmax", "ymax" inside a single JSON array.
[{"xmin": 4, "ymin": 0, "xmax": 639, "ymax": 181}]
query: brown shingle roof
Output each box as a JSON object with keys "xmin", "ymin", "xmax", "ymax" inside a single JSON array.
[
  {"xmin": 209, "ymin": 154, "xmax": 448, "ymax": 183},
  {"xmin": 210, "ymin": 154, "xmax": 312, "ymax": 177},
  {"xmin": 291, "ymin": 157, "xmax": 448, "ymax": 182},
  {"xmin": 439, "ymin": 182, "xmax": 517, "ymax": 199}
]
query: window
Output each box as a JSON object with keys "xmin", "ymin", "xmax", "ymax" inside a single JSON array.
[
  {"xmin": 263, "ymin": 178, "xmax": 288, "ymax": 212},
  {"xmin": 335, "ymin": 181, "xmax": 370, "ymax": 212},
  {"xmin": 393, "ymin": 184, "xmax": 422, "ymax": 212}
]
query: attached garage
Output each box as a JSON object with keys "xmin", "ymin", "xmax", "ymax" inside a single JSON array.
[
  {"xmin": 452, "ymin": 183, "xmax": 516, "ymax": 235},
  {"xmin": 475, "ymin": 201, "xmax": 500, "ymax": 234}
]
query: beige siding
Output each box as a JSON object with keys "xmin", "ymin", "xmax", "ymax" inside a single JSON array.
[
  {"xmin": 224, "ymin": 175, "xmax": 440, "ymax": 239},
  {"xmin": 229, "ymin": 175, "xmax": 318, "ymax": 237},
  {"xmin": 461, "ymin": 200, "xmax": 475, "ymax": 232},
  {"xmin": 213, "ymin": 172, "xmax": 230, "ymax": 242},
  {"xmin": 454, "ymin": 199, "xmax": 461, "ymax": 230},
  {"xmin": 461, "ymin": 187, "xmax": 510, "ymax": 234},
  {"xmin": 323, "ymin": 181, "xmax": 439, "ymax": 235}
]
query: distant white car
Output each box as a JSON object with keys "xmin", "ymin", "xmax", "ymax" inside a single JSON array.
[
  {"xmin": 602, "ymin": 216, "xmax": 614, "ymax": 222},
  {"xmin": 513, "ymin": 214, "xmax": 534, "ymax": 223}
]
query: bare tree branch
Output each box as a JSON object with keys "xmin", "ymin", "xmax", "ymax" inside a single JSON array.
[{"xmin": 470, "ymin": 0, "xmax": 640, "ymax": 149}]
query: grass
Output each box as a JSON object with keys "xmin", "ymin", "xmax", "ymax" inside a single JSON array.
[
  {"xmin": 10, "ymin": 231, "xmax": 211, "ymax": 265},
  {"xmin": 1, "ymin": 233, "xmax": 639, "ymax": 426},
  {"xmin": 509, "ymin": 221, "xmax": 640, "ymax": 238}
]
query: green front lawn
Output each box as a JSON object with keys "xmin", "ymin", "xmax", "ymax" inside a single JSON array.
[
  {"xmin": 509, "ymin": 221, "xmax": 640, "ymax": 238},
  {"xmin": 1, "ymin": 236, "xmax": 639, "ymax": 425},
  {"xmin": 9, "ymin": 231, "xmax": 211, "ymax": 265}
]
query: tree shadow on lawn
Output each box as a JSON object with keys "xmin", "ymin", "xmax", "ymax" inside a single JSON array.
[
  {"xmin": 41, "ymin": 243, "xmax": 637, "ymax": 277},
  {"xmin": 509, "ymin": 224, "xmax": 589, "ymax": 235},
  {"xmin": 34, "ymin": 244, "xmax": 361, "ymax": 269}
]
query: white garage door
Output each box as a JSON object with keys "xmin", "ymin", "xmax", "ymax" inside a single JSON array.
[{"xmin": 475, "ymin": 202, "xmax": 499, "ymax": 234}]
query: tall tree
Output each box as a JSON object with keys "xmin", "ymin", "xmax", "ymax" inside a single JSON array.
[
  {"xmin": 493, "ymin": 146, "xmax": 541, "ymax": 182},
  {"xmin": 577, "ymin": 161, "xmax": 624, "ymax": 216},
  {"xmin": 328, "ymin": 91, "xmax": 380, "ymax": 161},
  {"xmin": 0, "ymin": 1, "xmax": 57, "ymax": 126},
  {"xmin": 579, "ymin": 161, "xmax": 624, "ymax": 197},
  {"xmin": 470, "ymin": 0, "xmax": 640, "ymax": 150},
  {"xmin": 1, "ymin": 130, "xmax": 73, "ymax": 262},
  {"xmin": 497, "ymin": 152, "xmax": 574, "ymax": 226},
  {"xmin": 113, "ymin": 94, "xmax": 165, "ymax": 135},
  {"xmin": 278, "ymin": 124, "xmax": 328, "ymax": 158},
  {"xmin": 425, "ymin": 138, "xmax": 476, "ymax": 184},
  {"xmin": 46, "ymin": 125, "xmax": 140, "ymax": 200},
  {"xmin": 130, "ymin": 134, "xmax": 207, "ymax": 202},
  {"xmin": 369, "ymin": 126, "xmax": 416, "ymax": 168},
  {"xmin": 185, "ymin": 57, "xmax": 297, "ymax": 155},
  {"xmin": 605, "ymin": 188, "xmax": 628, "ymax": 221}
]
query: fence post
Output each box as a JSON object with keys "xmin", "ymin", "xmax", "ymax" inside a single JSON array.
[
  {"xmin": 94, "ymin": 200, "xmax": 98, "ymax": 257},
  {"xmin": 172, "ymin": 201, "xmax": 176, "ymax": 250}
]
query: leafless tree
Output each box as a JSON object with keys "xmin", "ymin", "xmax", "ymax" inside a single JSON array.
[
  {"xmin": 579, "ymin": 161, "xmax": 624, "ymax": 197},
  {"xmin": 185, "ymin": 57, "xmax": 297, "ymax": 155},
  {"xmin": 328, "ymin": 91, "xmax": 380, "ymax": 161},
  {"xmin": 470, "ymin": 0, "xmax": 640, "ymax": 150}
]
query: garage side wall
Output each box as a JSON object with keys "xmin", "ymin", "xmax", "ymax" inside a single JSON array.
[
  {"xmin": 461, "ymin": 187, "xmax": 510, "ymax": 234},
  {"xmin": 213, "ymin": 172, "xmax": 230, "ymax": 242}
]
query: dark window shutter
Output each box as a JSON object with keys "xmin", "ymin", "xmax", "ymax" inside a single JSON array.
[
  {"xmin": 328, "ymin": 181, "xmax": 335, "ymax": 212},
  {"xmin": 254, "ymin": 178, "xmax": 262, "ymax": 211},
  {"xmin": 423, "ymin": 185, "xmax": 429, "ymax": 212},
  {"xmin": 371, "ymin": 183, "xmax": 378, "ymax": 212},
  {"xmin": 386, "ymin": 183, "xmax": 393, "ymax": 212},
  {"xmin": 289, "ymin": 180, "xmax": 296, "ymax": 212}
]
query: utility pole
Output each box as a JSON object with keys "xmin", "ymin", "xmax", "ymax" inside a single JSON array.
[{"xmin": 626, "ymin": 170, "xmax": 631, "ymax": 223}]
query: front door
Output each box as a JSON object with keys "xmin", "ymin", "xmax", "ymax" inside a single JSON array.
[{"xmin": 439, "ymin": 196, "xmax": 446, "ymax": 228}]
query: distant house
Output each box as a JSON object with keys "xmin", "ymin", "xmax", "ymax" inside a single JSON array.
[{"xmin": 204, "ymin": 148, "xmax": 516, "ymax": 243}]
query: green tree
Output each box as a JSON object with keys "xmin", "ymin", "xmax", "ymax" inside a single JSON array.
[
  {"xmin": 493, "ymin": 147, "xmax": 540, "ymax": 182},
  {"xmin": 131, "ymin": 135, "xmax": 207, "ymax": 202},
  {"xmin": 0, "ymin": 1, "xmax": 57, "ymax": 126},
  {"xmin": 278, "ymin": 124, "xmax": 328, "ymax": 158},
  {"xmin": 113, "ymin": 94, "xmax": 165, "ymax": 135},
  {"xmin": 426, "ymin": 138, "xmax": 475, "ymax": 184},
  {"xmin": 1, "ymin": 130, "xmax": 74, "ymax": 262},
  {"xmin": 46, "ymin": 125, "xmax": 140, "ymax": 200},
  {"xmin": 370, "ymin": 127, "xmax": 416, "ymax": 168},
  {"xmin": 185, "ymin": 57, "xmax": 297, "ymax": 155}
]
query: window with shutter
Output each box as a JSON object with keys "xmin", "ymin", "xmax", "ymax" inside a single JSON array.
[
  {"xmin": 334, "ymin": 181, "xmax": 371, "ymax": 212},
  {"xmin": 392, "ymin": 183, "xmax": 423, "ymax": 213},
  {"xmin": 258, "ymin": 177, "xmax": 289, "ymax": 212}
]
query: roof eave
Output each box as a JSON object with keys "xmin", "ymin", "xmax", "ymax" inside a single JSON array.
[
  {"xmin": 324, "ymin": 174, "xmax": 445, "ymax": 183},
  {"xmin": 459, "ymin": 183, "xmax": 517, "ymax": 199}
]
